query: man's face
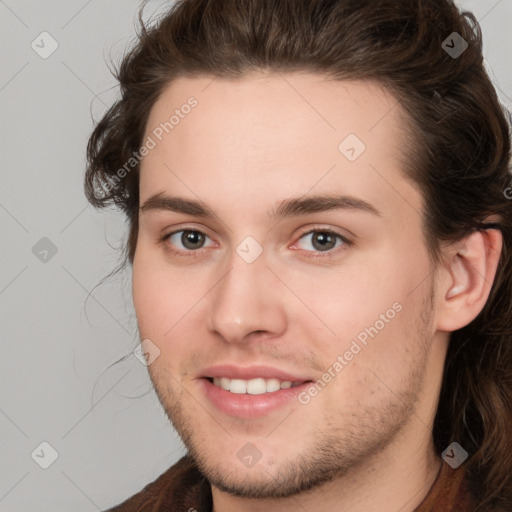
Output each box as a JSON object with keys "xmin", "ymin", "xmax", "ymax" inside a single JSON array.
[{"xmin": 132, "ymin": 72, "xmax": 444, "ymax": 498}]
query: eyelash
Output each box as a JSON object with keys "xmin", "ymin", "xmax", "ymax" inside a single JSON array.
[{"xmin": 160, "ymin": 226, "xmax": 353, "ymax": 259}]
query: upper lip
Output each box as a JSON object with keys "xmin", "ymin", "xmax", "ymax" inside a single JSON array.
[{"xmin": 200, "ymin": 364, "xmax": 313, "ymax": 382}]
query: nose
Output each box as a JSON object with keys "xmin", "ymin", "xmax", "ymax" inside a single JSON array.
[{"xmin": 206, "ymin": 245, "xmax": 287, "ymax": 344}]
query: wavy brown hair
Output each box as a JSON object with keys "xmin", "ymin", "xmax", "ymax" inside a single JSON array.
[{"xmin": 84, "ymin": 0, "xmax": 512, "ymax": 509}]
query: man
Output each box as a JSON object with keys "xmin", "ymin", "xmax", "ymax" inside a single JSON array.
[{"xmin": 84, "ymin": 0, "xmax": 512, "ymax": 510}]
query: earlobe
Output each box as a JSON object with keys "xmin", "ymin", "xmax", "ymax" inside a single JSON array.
[{"xmin": 436, "ymin": 228, "xmax": 502, "ymax": 332}]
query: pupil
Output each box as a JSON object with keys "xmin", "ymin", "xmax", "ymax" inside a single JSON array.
[
  {"xmin": 183, "ymin": 230, "xmax": 203, "ymax": 249},
  {"xmin": 314, "ymin": 232, "xmax": 334, "ymax": 251}
]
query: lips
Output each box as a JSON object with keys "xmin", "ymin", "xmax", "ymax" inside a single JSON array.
[
  {"xmin": 197, "ymin": 364, "xmax": 314, "ymax": 417},
  {"xmin": 200, "ymin": 363, "xmax": 312, "ymax": 383}
]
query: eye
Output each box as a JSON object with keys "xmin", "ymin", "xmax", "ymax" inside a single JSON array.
[
  {"xmin": 162, "ymin": 227, "xmax": 352, "ymax": 257},
  {"xmin": 163, "ymin": 228, "xmax": 214, "ymax": 254},
  {"xmin": 294, "ymin": 229, "xmax": 351, "ymax": 255}
]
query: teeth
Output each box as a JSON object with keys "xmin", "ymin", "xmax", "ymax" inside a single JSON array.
[
  {"xmin": 211, "ymin": 377, "xmax": 302, "ymax": 395},
  {"xmin": 230, "ymin": 379, "xmax": 247, "ymax": 394},
  {"xmin": 265, "ymin": 378, "xmax": 281, "ymax": 392},
  {"xmin": 247, "ymin": 378, "xmax": 266, "ymax": 395},
  {"xmin": 219, "ymin": 377, "xmax": 231, "ymax": 390}
]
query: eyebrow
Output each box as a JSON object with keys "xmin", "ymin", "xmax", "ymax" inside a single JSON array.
[{"xmin": 139, "ymin": 193, "xmax": 381, "ymax": 220}]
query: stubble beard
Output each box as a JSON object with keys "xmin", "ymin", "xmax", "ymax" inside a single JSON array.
[{"xmin": 147, "ymin": 287, "xmax": 436, "ymax": 499}]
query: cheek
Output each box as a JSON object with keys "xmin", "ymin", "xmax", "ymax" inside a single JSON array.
[
  {"xmin": 286, "ymin": 259, "xmax": 405, "ymax": 342},
  {"xmin": 308, "ymin": 302, "xmax": 427, "ymax": 417},
  {"xmin": 292, "ymin": 249, "xmax": 429, "ymax": 370},
  {"xmin": 132, "ymin": 251, "xmax": 177, "ymax": 337},
  {"xmin": 132, "ymin": 250, "xmax": 210, "ymax": 347}
]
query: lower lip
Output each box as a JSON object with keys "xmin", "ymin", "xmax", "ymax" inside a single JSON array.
[{"xmin": 199, "ymin": 378, "xmax": 312, "ymax": 418}]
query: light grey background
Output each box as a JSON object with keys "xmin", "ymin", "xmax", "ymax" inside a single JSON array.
[{"xmin": 1, "ymin": 1, "xmax": 511, "ymax": 510}]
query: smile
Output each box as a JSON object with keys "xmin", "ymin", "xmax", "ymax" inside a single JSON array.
[{"xmin": 208, "ymin": 377, "xmax": 305, "ymax": 395}]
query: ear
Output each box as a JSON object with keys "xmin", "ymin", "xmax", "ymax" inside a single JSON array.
[{"xmin": 435, "ymin": 228, "xmax": 503, "ymax": 332}]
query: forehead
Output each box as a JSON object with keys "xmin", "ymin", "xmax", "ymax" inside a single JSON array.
[
  {"xmin": 144, "ymin": 71, "xmax": 404, "ymax": 152},
  {"xmin": 139, "ymin": 71, "xmax": 422, "ymax": 224}
]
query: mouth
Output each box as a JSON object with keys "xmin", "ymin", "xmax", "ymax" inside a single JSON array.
[
  {"xmin": 205, "ymin": 376, "xmax": 309, "ymax": 395},
  {"xmin": 198, "ymin": 364, "xmax": 315, "ymax": 417}
]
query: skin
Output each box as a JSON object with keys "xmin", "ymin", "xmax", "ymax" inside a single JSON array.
[{"xmin": 131, "ymin": 71, "xmax": 502, "ymax": 511}]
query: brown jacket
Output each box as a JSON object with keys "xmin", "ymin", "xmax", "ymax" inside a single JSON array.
[{"xmin": 105, "ymin": 456, "xmax": 475, "ymax": 511}]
